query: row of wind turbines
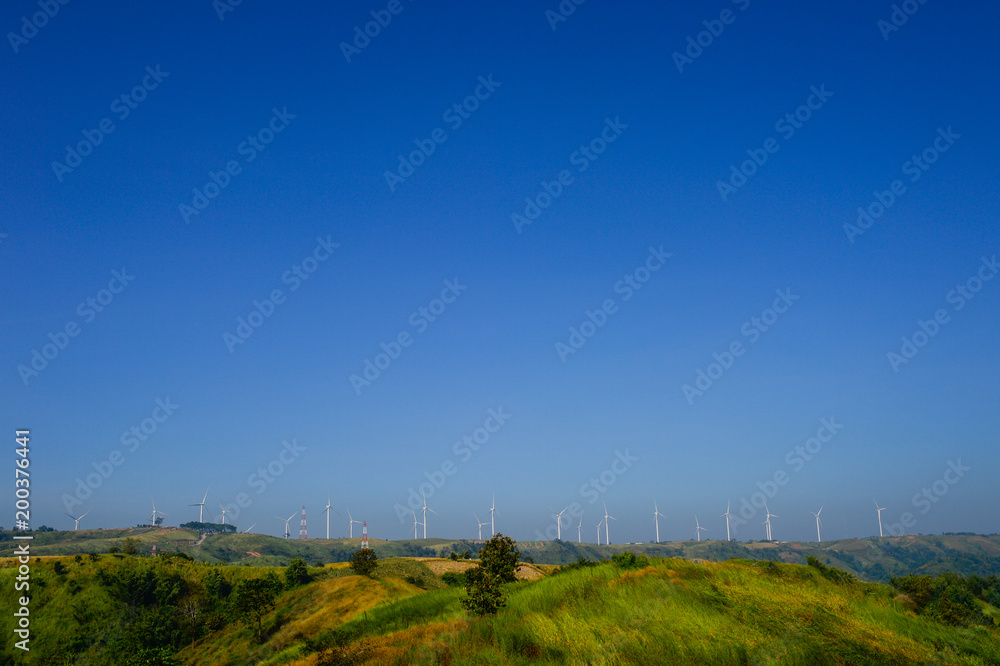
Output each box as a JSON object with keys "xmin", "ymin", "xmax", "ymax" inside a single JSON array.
[{"xmin": 65, "ymin": 489, "xmax": 894, "ymax": 545}]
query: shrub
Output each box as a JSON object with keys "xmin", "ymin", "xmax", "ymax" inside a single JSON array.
[
  {"xmin": 285, "ymin": 557, "xmax": 312, "ymax": 588},
  {"xmin": 462, "ymin": 533, "xmax": 520, "ymax": 616},
  {"xmin": 349, "ymin": 549, "xmax": 378, "ymax": 577}
]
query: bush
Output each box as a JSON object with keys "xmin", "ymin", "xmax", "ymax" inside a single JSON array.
[
  {"xmin": 462, "ymin": 533, "xmax": 520, "ymax": 616},
  {"xmin": 806, "ymin": 556, "xmax": 857, "ymax": 585},
  {"xmin": 285, "ymin": 557, "xmax": 312, "ymax": 588},
  {"xmin": 611, "ymin": 552, "xmax": 642, "ymax": 569},
  {"xmin": 441, "ymin": 572, "xmax": 466, "ymax": 587},
  {"xmin": 349, "ymin": 549, "xmax": 378, "ymax": 577}
]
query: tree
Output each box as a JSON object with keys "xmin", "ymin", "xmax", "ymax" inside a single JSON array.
[
  {"xmin": 349, "ymin": 548, "xmax": 378, "ymax": 577},
  {"xmin": 284, "ymin": 557, "xmax": 311, "ymax": 588},
  {"xmin": 121, "ymin": 537, "xmax": 140, "ymax": 555},
  {"xmin": 229, "ymin": 578, "xmax": 276, "ymax": 642},
  {"xmin": 461, "ymin": 533, "xmax": 520, "ymax": 616}
]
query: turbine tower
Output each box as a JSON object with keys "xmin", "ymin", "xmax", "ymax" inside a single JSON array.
[
  {"xmin": 722, "ymin": 501, "xmax": 733, "ymax": 541},
  {"xmin": 596, "ymin": 517, "xmax": 604, "ymax": 545},
  {"xmin": 189, "ymin": 487, "xmax": 209, "ymax": 522},
  {"xmin": 150, "ymin": 497, "xmax": 167, "ymax": 526},
  {"xmin": 653, "ymin": 500, "xmax": 666, "ymax": 543},
  {"xmin": 550, "ymin": 506, "xmax": 569, "ymax": 540},
  {"xmin": 873, "ymin": 499, "xmax": 886, "ymax": 537},
  {"xmin": 322, "ymin": 493, "xmax": 339, "ymax": 540},
  {"xmin": 577, "ymin": 516, "xmax": 583, "ymax": 543},
  {"xmin": 764, "ymin": 504, "xmax": 778, "ymax": 541},
  {"xmin": 420, "ymin": 493, "xmax": 438, "ymax": 539},
  {"xmin": 218, "ymin": 502, "xmax": 230, "ymax": 526},
  {"xmin": 411, "ymin": 510, "xmax": 423, "ymax": 539},
  {"xmin": 811, "ymin": 506, "xmax": 823, "ymax": 542},
  {"xmin": 274, "ymin": 512, "xmax": 295, "ymax": 539},
  {"xmin": 474, "ymin": 513, "xmax": 489, "ymax": 540},
  {"xmin": 65, "ymin": 511, "xmax": 89, "ymax": 530},
  {"xmin": 347, "ymin": 509, "xmax": 362, "ymax": 538},
  {"xmin": 602, "ymin": 502, "xmax": 616, "ymax": 545},
  {"xmin": 695, "ymin": 516, "xmax": 707, "ymax": 541},
  {"xmin": 489, "ymin": 494, "xmax": 500, "ymax": 537}
]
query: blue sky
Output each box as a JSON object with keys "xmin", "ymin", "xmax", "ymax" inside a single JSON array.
[{"xmin": 2, "ymin": 0, "xmax": 998, "ymax": 544}]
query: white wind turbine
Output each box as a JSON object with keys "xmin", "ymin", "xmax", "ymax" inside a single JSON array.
[
  {"xmin": 722, "ymin": 501, "xmax": 734, "ymax": 542},
  {"xmin": 489, "ymin": 494, "xmax": 500, "ymax": 537},
  {"xmin": 322, "ymin": 493, "xmax": 340, "ymax": 540},
  {"xmin": 550, "ymin": 506, "xmax": 569, "ymax": 540},
  {"xmin": 811, "ymin": 506, "xmax": 823, "ymax": 542},
  {"xmin": 695, "ymin": 516, "xmax": 707, "ymax": 541},
  {"xmin": 474, "ymin": 513, "xmax": 489, "ymax": 540},
  {"xmin": 603, "ymin": 502, "xmax": 616, "ymax": 545},
  {"xmin": 653, "ymin": 500, "xmax": 666, "ymax": 543},
  {"xmin": 244, "ymin": 523, "xmax": 256, "ymax": 534},
  {"xmin": 65, "ymin": 511, "xmax": 89, "ymax": 530},
  {"xmin": 577, "ymin": 516, "xmax": 583, "ymax": 543},
  {"xmin": 420, "ymin": 493, "xmax": 438, "ymax": 539},
  {"xmin": 596, "ymin": 517, "xmax": 604, "ymax": 545},
  {"xmin": 218, "ymin": 502, "xmax": 231, "ymax": 526},
  {"xmin": 347, "ymin": 509, "xmax": 362, "ymax": 538},
  {"xmin": 410, "ymin": 510, "xmax": 423, "ymax": 539},
  {"xmin": 189, "ymin": 488, "xmax": 209, "ymax": 522},
  {"xmin": 764, "ymin": 504, "xmax": 778, "ymax": 541},
  {"xmin": 150, "ymin": 496, "xmax": 167, "ymax": 526},
  {"xmin": 874, "ymin": 499, "xmax": 886, "ymax": 537},
  {"xmin": 274, "ymin": 512, "xmax": 295, "ymax": 539}
]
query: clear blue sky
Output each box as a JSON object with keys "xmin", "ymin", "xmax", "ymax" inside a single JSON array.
[{"xmin": 3, "ymin": 0, "xmax": 998, "ymax": 544}]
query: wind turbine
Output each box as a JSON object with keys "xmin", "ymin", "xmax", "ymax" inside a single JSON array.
[
  {"xmin": 596, "ymin": 517, "xmax": 604, "ymax": 545},
  {"xmin": 489, "ymin": 494, "xmax": 500, "ymax": 537},
  {"xmin": 410, "ymin": 510, "xmax": 423, "ymax": 538},
  {"xmin": 65, "ymin": 511, "xmax": 89, "ymax": 530},
  {"xmin": 273, "ymin": 512, "xmax": 295, "ymax": 538},
  {"xmin": 347, "ymin": 509, "xmax": 362, "ymax": 538},
  {"xmin": 322, "ymin": 493, "xmax": 340, "ymax": 540},
  {"xmin": 722, "ymin": 501, "xmax": 733, "ymax": 541},
  {"xmin": 245, "ymin": 523, "xmax": 256, "ymax": 534},
  {"xmin": 474, "ymin": 513, "xmax": 489, "ymax": 540},
  {"xmin": 695, "ymin": 516, "xmax": 707, "ymax": 541},
  {"xmin": 811, "ymin": 506, "xmax": 823, "ymax": 542},
  {"xmin": 218, "ymin": 502, "xmax": 230, "ymax": 526},
  {"xmin": 873, "ymin": 499, "xmax": 886, "ymax": 537},
  {"xmin": 550, "ymin": 506, "xmax": 569, "ymax": 540},
  {"xmin": 420, "ymin": 493, "xmax": 438, "ymax": 539},
  {"xmin": 764, "ymin": 504, "xmax": 778, "ymax": 541},
  {"xmin": 150, "ymin": 496, "xmax": 167, "ymax": 526},
  {"xmin": 577, "ymin": 516, "xmax": 583, "ymax": 543},
  {"xmin": 189, "ymin": 488, "xmax": 209, "ymax": 522},
  {"xmin": 603, "ymin": 502, "xmax": 616, "ymax": 545},
  {"xmin": 653, "ymin": 500, "xmax": 666, "ymax": 543}
]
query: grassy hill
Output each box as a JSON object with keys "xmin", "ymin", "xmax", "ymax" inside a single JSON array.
[
  {"xmin": 4, "ymin": 530, "xmax": 999, "ymax": 584},
  {"xmin": 2, "ymin": 551, "xmax": 998, "ymax": 665}
]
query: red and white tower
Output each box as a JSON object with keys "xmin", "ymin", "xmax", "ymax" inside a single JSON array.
[
  {"xmin": 298, "ymin": 505, "xmax": 308, "ymax": 539},
  {"xmin": 361, "ymin": 520, "xmax": 369, "ymax": 549}
]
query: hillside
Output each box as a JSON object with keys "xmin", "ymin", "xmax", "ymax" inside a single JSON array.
[
  {"xmin": 2, "ymin": 552, "xmax": 998, "ymax": 665},
  {"xmin": 4, "ymin": 530, "xmax": 999, "ymax": 584}
]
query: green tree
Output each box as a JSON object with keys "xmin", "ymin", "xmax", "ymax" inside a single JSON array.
[
  {"xmin": 229, "ymin": 578, "xmax": 277, "ymax": 642},
  {"xmin": 285, "ymin": 557, "xmax": 311, "ymax": 588},
  {"xmin": 461, "ymin": 533, "xmax": 520, "ymax": 616},
  {"xmin": 120, "ymin": 537, "xmax": 140, "ymax": 556},
  {"xmin": 349, "ymin": 548, "xmax": 378, "ymax": 577}
]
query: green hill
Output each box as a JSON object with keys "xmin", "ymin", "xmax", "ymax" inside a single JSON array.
[
  {"xmin": 4, "ymin": 530, "xmax": 999, "ymax": 584},
  {"xmin": 2, "ymin": 550, "xmax": 999, "ymax": 665}
]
